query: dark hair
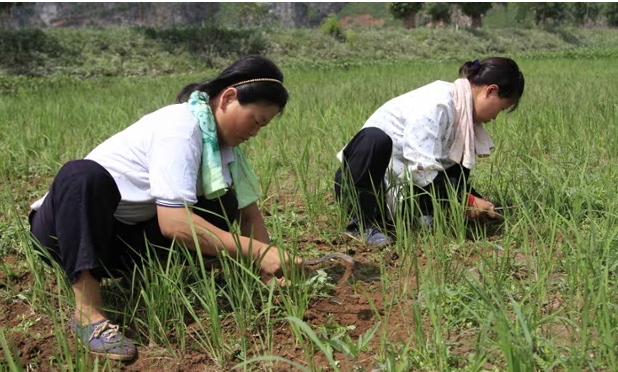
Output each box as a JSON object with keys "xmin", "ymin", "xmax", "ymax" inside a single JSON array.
[
  {"xmin": 459, "ymin": 57, "xmax": 525, "ymax": 111},
  {"xmin": 177, "ymin": 55, "xmax": 288, "ymax": 110}
]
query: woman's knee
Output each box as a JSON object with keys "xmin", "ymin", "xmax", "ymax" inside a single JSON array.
[
  {"xmin": 344, "ymin": 127, "xmax": 393, "ymax": 165},
  {"xmin": 358, "ymin": 127, "xmax": 393, "ymax": 153},
  {"xmin": 53, "ymin": 160, "xmax": 120, "ymax": 201},
  {"xmin": 56, "ymin": 160, "xmax": 114, "ymax": 186}
]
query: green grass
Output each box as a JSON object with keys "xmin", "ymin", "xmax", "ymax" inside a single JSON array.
[{"xmin": 1, "ymin": 56, "xmax": 617, "ymax": 370}]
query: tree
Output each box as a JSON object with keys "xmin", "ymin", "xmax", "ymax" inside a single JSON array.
[
  {"xmin": 604, "ymin": 2, "xmax": 618, "ymax": 27},
  {"xmin": 571, "ymin": 2, "xmax": 600, "ymax": 26},
  {"xmin": 388, "ymin": 2, "xmax": 424, "ymax": 29},
  {"xmin": 426, "ymin": 2, "xmax": 451, "ymax": 25},
  {"xmin": 513, "ymin": 3, "xmax": 535, "ymax": 25},
  {"xmin": 530, "ymin": 2, "xmax": 568, "ymax": 25},
  {"xmin": 456, "ymin": 2, "xmax": 493, "ymax": 28}
]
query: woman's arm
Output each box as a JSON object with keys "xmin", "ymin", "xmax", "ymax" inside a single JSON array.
[
  {"xmin": 156, "ymin": 205, "xmax": 266, "ymax": 258},
  {"xmin": 156, "ymin": 205, "xmax": 296, "ymax": 282}
]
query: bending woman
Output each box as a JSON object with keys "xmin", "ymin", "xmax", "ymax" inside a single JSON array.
[
  {"xmin": 29, "ymin": 55, "xmax": 300, "ymax": 361},
  {"xmin": 334, "ymin": 57, "xmax": 525, "ymax": 246}
]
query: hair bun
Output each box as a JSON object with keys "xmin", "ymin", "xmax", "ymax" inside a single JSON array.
[
  {"xmin": 459, "ymin": 60, "xmax": 482, "ymax": 78},
  {"xmin": 457, "ymin": 57, "xmax": 524, "ymax": 110}
]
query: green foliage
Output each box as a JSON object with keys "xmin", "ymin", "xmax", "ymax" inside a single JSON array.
[
  {"xmin": 426, "ymin": 2, "xmax": 451, "ymax": 24},
  {"xmin": 511, "ymin": 3, "xmax": 606, "ymax": 28},
  {"xmin": 457, "ymin": 2, "xmax": 493, "ymax": 18},
  {"xmin": 0, "ymin": 329, "xmax": 22, "ymax": 372},
  {"xmin": 304, "ymin": 5, "xmax": 323, "ymax": 27},
  {"xmin": 215, "ymin": 2, "xmax": 273, "ymax": 28},
  {"xmin": 1, "ymin": 27, "xmax": 618, "ymax": 77},
  {"xmin": 512, "ymin": 3, "xmax": 535, "ymax": 26},
  {"xmin": 2, "ymin": 55, "xmax": 618, "ymax": 371},
  {"xmin": 456, "ymin": 2, "xmax": 493, "ymax": 28},
  {"xmin": 0, "ymin": 29, "xmax": 66, "ymax": 75},
  {"xmin": 571, "ymin": 2, "xmax": 601, "ymax": 26},
  {"xmin": 345, "ymin": 29, "xmax": 358, "ymax": 47},
  {"xmin": 531, "ymin": 2, "xmax": 569, "ymax": 25},
  {"xmin": 387, "ymin": 2, "xmax": 424, "ymax": 20},
  {"xmin": 606, "ymin": 2, "xmax": 618, "ymax": 27},
  {"xmin": 482, "ymin": 4, "xmax": 532, "ymax": 29},
  {"xmin": 319, "ymin": 14, "xmax": 345, "ymax": 42},
  {"xmin": 140, "ymin": 26, "xmax": 268, "ymax": 66},
  {"xmin": 0, "ymin": 26, "xmax": 267, "ymax": 77}
]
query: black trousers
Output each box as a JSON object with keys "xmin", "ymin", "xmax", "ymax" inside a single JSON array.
[
  {"xmin": 334, "ymin": 127, "xmax": 479, "ymax": 224},
  {"xmin": 334, "ymin": 127, "xmax": 392, "ymax": 226},
  {"xmin": 29, "ymin": 159, "xmax": 239, "ymax": 284}
]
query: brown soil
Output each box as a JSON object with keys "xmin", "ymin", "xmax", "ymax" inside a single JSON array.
[
  {"xmin": 0, "ymin": 182, "xmax": 559, "ymax": 371},
  {"xmin": 0, "ymin": 241, "xmax": 410, "ymax": 372}
]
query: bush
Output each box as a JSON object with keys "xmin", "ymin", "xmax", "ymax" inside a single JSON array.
[
  {"xmin": 345, "ymin": 29, "xmax": 358, "ymax": 47},
  {"xmin": 426, "ymin": 2, "xmax": 451, "ymax": 24},
  {"xmin": 320, "ymin": 14, "xmax": 345, "ymax": 42},
  {"xmin": 1, "ymin": 26, "xmax": 618, "ymax": 77},
  {"xmin": 140, "ymin": 26, "xmax": 268, "ymax": 66},
  {"xmin": 606, "ymin": 3, "xmax": 618, "ymax": 27},
  {"xmin": 0, "ymin": 29, "xmax": 68, "ymax": 76}
]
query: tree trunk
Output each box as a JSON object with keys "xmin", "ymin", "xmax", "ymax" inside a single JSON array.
[
  {"xmin": 403, "ymin": 13, "xmax": 416, "ymax": 29},
  {"xmin": 471, "ymin": 15, "xmax": 482, "ymax": 28}
]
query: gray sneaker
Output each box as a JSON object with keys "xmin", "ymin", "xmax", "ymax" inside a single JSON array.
[
  {"xmin": 344, "ymin": 218, "xmax": 392, "ymax": 247},
  {"xmin": 71, "ymin": 318, "xmax": 136, "ymax": 361},
  {"xmin": 417, "ymin": 215, "xmax": 434, "ymax": 228}
]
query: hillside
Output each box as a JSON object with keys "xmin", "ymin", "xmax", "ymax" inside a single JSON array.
[{"xmin": 1, "ymin": 25, "xmax": 618, "ymax": 80}]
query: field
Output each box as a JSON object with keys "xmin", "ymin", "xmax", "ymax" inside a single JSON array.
[{"xmin": 1, "ymin": 57, "xmax": 617, "ymax": 371}]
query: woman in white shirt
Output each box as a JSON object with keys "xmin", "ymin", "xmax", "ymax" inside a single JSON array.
[
  {"xmin": 28, "ymin": 55, "xmax": 300, "ymax": 361},
  {"xmin": 334, "ymin": 57, "xmax": 525, "ymax": 246}
]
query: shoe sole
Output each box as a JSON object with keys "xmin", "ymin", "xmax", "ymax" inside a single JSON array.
[
  {"xmin": 369, "ymin": 240, "xmax": 393, "ymax": 248},
  {"xmin": 89, "ymin": 350, "xmax": 136, "ymax": 361},
  {"xmin": 343, "ymin": 231, "xmax": 392, "ymax": 247}
]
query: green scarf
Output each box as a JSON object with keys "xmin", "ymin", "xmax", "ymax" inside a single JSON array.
[{"xmin": 188, "ymin": 91, "xmax": 261, "ymax": 209}]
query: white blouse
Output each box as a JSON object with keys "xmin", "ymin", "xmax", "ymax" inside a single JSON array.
[
  {"xmin": 337, "ymin": 80, "xmax": 459, "ymax": 214},
  {"xmin": 31, "ymin": 103, "xmax": 235, "ymax": 225}
]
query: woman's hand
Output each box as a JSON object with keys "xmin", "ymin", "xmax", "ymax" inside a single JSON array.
[
  {"xmin": 255, "ymin": 244, "xmax": 303, "ymax": 286},
  {"xmin": 467, "ymin": 195, "xmax": 503, "ymax": 222}
]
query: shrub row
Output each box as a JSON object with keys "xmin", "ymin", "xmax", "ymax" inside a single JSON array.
[
  {"xmin": 0, "ymin": 26, "xmax": 268, "ymax": 77},
  {"xmin": 1, "ymin": 26, "xmax": 618, "ymax": 78}
]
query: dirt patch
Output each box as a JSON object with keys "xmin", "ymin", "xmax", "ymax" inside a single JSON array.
[
  {"xmin": 0, "ymin": 204, "xmax": 579, "ymax": 371},
  {"xmin": 339, "ymin": 14, "xmax": 385, "ymax": 28},
  {"xmin": 0, "ymin": 245, "xmax": 410, "ymax": 371}
]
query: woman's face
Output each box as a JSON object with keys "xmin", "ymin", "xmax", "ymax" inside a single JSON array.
[
  {"xmin": 214, "ymin": 88, "xmax": 281, "ymax": 147},
  {"xmin": 472, "ymin": 84, "xmax": 515, "ymax": 124}
]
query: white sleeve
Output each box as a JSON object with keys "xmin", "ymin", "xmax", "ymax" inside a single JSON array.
[
  {"xmin": 402, "ymin": 104, "xmax": 452, "ymax": 187},
  {"xmin": 149, "ymin": 136, "xmax": 201, "ymax": 207}
]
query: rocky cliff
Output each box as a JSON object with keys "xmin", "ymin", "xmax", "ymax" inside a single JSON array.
[{"xmin": 5, "ymin": 2, "xmax": 348, "ymax": 29}]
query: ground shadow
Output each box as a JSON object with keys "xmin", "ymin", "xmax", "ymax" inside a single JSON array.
[{"xmin": 313, "ymin": 259, "xmax": 382, "ymax": 286}]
